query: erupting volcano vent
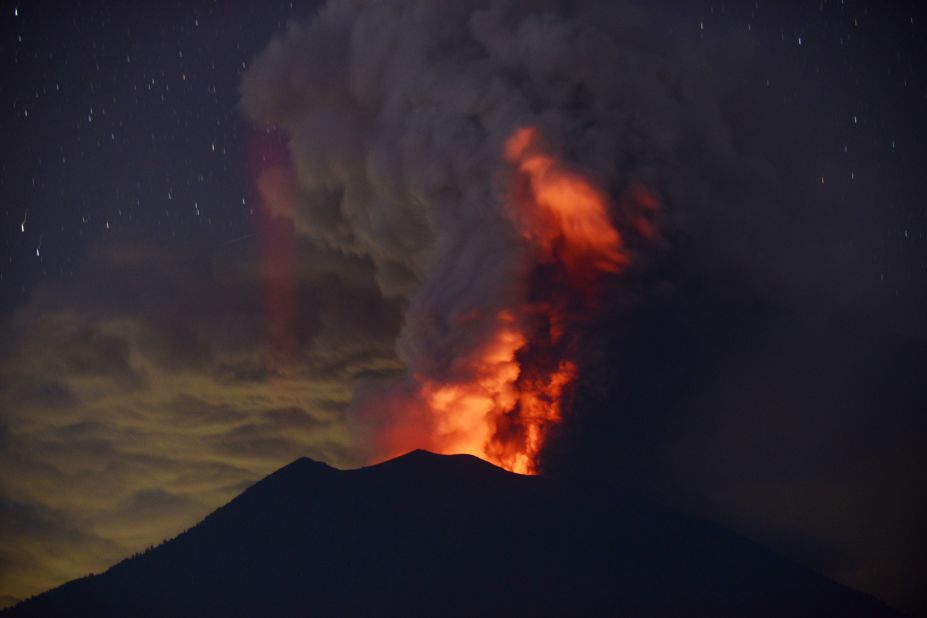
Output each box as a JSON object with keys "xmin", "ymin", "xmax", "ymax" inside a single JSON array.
[{"xmin": 374, "ymin": 127, "xmax": 657, "ymax": 474}]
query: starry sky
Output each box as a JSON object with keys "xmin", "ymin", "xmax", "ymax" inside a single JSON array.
[
  {"xmin": 1, "ymin": 0, "xmax": 925, "ymax": 615},
  {"xmin": 1, "ymin": 1, "xmax": 303, "ymax": 304}
]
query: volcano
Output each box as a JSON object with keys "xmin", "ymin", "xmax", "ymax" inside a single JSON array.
[{"xmin": 3, "ymin": 451, "xmax": 899, "ymax": 617}]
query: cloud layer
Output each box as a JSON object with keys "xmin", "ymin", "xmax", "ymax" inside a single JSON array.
[{"xmin": 0, "ymin": 237, "xmax": 402, "ymax": 603}]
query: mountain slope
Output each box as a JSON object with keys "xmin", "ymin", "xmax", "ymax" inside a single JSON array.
[{"xmin": 4, "ymin": 450, "xmax": 900, "ymax": 617}]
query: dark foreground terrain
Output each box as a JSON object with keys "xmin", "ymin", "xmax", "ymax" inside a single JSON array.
[{"xmin": 4, "ymin": 450, "xmax": 900, "ymax": 617}]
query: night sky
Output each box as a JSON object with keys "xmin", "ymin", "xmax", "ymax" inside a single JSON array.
[{"xmin": 1, "ymin": 0, "xmax": 925, "ymax": 615}]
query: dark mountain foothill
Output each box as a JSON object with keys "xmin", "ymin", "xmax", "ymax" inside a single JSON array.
[{"xmin": 3, "ymin": 450, "xmax": 902, "ymax": 617}]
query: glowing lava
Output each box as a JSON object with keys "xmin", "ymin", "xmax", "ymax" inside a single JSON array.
[{"xmin": 400, "ymin": 127, "xmax": 643, "ymax": 474}]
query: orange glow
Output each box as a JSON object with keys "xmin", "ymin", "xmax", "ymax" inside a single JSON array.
[
  {"xmin": 414, "ymin": 312, "xmax": 578, "ymax": 475},
  {"xmin": 419, "ymin": 312, "xmax": 525, "ymax": 469},
  {"xmin": 377, "ymin": 126, "xmax": 659, "ymax": 474},
  {"xmin": 504, "ymin": 127, "xmax": 628, "ymax": 278}
]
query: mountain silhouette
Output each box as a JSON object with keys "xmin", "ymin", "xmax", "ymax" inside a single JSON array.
[{"xmin": 3, "ymin": 450, "xmax": 901, "ymax": 617}]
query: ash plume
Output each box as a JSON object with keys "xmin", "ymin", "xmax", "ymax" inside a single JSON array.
[{"xmin": 240, "ymin": 0, "xmax": 824, "ymax": 472}]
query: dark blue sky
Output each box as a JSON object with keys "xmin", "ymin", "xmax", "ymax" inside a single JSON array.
[
  {"xmin": 1, "ymin": 1, "xmax": 317, "ymax": 309},
  {"xmin": 2, "ymin": 1, "xmax": 924, "ymax": 313}
]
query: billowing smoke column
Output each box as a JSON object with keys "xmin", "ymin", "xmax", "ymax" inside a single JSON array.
[
  {"xmin": 242, "ymin": 0, "xmax": 664, "ymax": 473},
  {"xmin": 385, "ymin": 126, "xmax": 657, "ymax": 474}
]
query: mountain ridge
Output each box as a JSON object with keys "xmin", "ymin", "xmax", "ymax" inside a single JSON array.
[{"xmin": 3, "ymin": 450, "xmax": 902, "ymax": 617}]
